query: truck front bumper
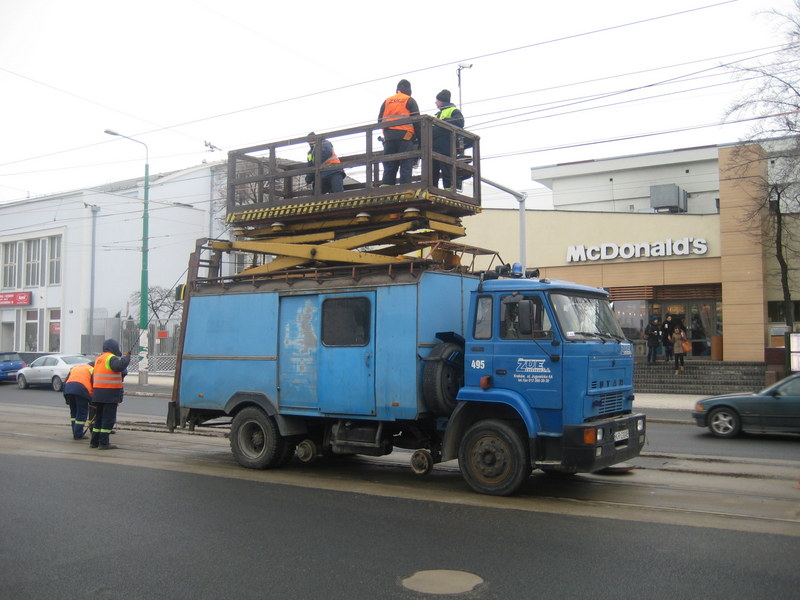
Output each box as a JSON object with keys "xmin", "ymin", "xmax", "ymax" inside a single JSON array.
[{"xmin": 556, "ymin": 413, "xmax": 646, "ymax": 472}]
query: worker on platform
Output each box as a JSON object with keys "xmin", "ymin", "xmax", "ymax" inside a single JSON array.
[
  {"xmin": 306, "ymin": 133, "xmax": 345, "ymax": 194},
  {"xmin": 63, "ymin": 360, "xmax": 94, "ymax": 439},
  {"xmin": 90, "ymin": 339, "xmax": 130, "ymax": 450},
  {"xmin": 378, "ymin": 79, "xmax": 420, "ymax": 185},
  {"xmin": 431, "ymin": 89, "xmax": 465, "ymax": 190}
]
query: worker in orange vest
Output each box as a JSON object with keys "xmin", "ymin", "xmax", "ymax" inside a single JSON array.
[
  {"xmin": 306, "ymin": 133, "xmax": 345, "ymax": 193},
  {"xmin": 377, "ymin": 79, "xmax": 420, "ymax": 185},
  {"xmin": 63, "ymin": 360, "xmax": 94, "ymax": 439},
  {"xmin": 90, "ymin": 339, "xmax": 131, "ymax": 450}
]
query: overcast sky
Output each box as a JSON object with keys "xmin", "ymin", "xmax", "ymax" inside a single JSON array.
[{"xmin": 0, "ymin": 0, "xmax": 795, "ymax": 209}]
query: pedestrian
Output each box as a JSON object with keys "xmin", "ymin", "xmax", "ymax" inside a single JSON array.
[
  {"xmin": 63, "ymin": 360, "xmax": 93, "ymax": 439},
  {"xmin": 644, "ymin": 316, "xmax": 661, "ymax": 364},
  {"xmin": 378, "ymin": 79, "xmax": 420, "ymax": 185},
  {"xmin": 662, "ymin": 314, "xmax": 675, "ymax": 363},
  {"xmin": 305, "ymin": 133, "xmax": 345, "ymax": 194},
  {"xmin": 671, "ymin": 326, "xmax": 688, "ymax": 375},
  {"xmin": 90, "ymin": 339, "xmax": 130, "ymax": 450},
  {"xmin": 431, "ymin": 89, "xmax": 464, "ymax": 190}
]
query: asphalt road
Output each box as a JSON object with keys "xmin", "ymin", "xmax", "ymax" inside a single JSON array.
[
  {"xmin": 3, "ymin": 384, "xmax": 797, "ymax": 462},
  {"xmin": 2, "ymin": 453, "xmax": 798, "ymax": 600}
]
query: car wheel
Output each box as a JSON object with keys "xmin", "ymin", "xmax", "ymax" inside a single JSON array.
[
  {"xmin": 708, "ymin": 407, "xmax": 741, "ymax": 438},
  {"xmin": 52, "ymin": 376, "xmax": 64, "ymax": 392},
  {"xmin": 17, "ymin": 375, "xmax": 28, "ymax": 390}
]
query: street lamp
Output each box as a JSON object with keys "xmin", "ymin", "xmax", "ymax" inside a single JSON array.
[
  {"xmin": 104, "ymin": 128, "xmax": 150, "ymax": 385},
  {"xmin": 457, "ymin": 62, "xmax": 473, "ymax": 109}
]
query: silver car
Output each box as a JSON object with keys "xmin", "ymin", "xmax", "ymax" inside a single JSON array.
[{"xmin": 16, "ymin": 354, "xmax": 92, "ymax": 392}]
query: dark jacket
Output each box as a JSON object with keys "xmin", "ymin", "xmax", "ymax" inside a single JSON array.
[
  {"xmin": 92, "ymin": 339, "xmax": 131, "ymax": 404},
  {"xmin": 645, "ymin": 322, "xmax": 661, "ymax": 347},
  {"xmin": 306, "ymin": 139, "xmax": 344, "ymax": 183}
]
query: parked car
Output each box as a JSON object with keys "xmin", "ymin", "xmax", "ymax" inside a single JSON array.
[
  {"xmin": 16, "ymin": 354, "xmax": 92, "ymax": 392},
  {"xmin": 692, "ymin": 372, "xmax": 800, "ymax": 437},
  {"xmin": 0, "ymin": 352, "xmax": 25, "ymax": 383}
]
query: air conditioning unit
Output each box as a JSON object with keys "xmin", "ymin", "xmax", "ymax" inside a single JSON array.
[{"xmin": 650, "ymin": 184, "xmax": 687, "ymax": 213}]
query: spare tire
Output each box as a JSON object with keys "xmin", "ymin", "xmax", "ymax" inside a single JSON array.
[{"xmin": 423, "ymin": 342, "xmax": 464, "ymax": 416}]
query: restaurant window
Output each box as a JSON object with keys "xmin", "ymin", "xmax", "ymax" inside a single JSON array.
[
  {"xmin": 48, "ymin": 308, "xmax": 61, "ymax": 352},
  {"xmin": 25, "ymin": 309, "xmax": 39, "ymax": 351}
]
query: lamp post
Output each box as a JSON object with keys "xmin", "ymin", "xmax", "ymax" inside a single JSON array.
[
  {"xmin": 104, "ymin": 129, "xmax": 150, "ymax": 385},
  {"xmin": 457, "ymin": 62, "xmax": 473, "ymax": 109}
]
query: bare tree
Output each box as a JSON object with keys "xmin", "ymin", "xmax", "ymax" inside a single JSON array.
[
  {"xmin": 129, "ymin": 286, "xmax": 183, "ymax": 330},
  {"xmin": 726, "ymin": 1, "xmax": 800, "ymax": 329}
]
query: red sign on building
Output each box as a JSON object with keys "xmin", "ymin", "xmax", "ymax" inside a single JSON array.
[{"xmin": 0, "ymin": 292, "xmax": 32, "ymax": 306}]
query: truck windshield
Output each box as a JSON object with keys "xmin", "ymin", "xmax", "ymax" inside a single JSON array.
[{"xmin": 549, "ymin": 293, "xmax": 625, "ymax": 342}]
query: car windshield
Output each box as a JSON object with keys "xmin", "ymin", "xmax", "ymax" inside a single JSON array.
[
  {"xmin": 63, "ymin": 355, "xmax": 89, "ymax": 365},
  {"xmin": 549, "ymin": 292, "xmax": 625, "ymax": 341}
]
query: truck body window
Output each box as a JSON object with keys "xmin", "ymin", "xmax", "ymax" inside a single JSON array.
[
  {"xmin": 474, "ymin": 296, "xmax": 492, "ymax": 339},
  {"xmin": 500, "ymin": 295, "xmax": 552, "ymax": 340},
  {"xmin": 322, "ymin": 297, "xmax": 370, "ymax": 346}
]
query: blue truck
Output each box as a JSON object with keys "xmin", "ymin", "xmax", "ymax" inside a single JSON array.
[{"xmin": 170, "ymin": 259, "xmax": 645, "ymax": 496}]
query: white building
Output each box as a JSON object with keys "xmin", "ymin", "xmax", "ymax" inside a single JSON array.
[{"xmin": 0, "ymin": 161, "xmax": 226, "ymax": 355}]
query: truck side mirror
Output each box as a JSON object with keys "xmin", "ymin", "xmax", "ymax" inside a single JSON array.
[{"xmin": 518, "ymin": 300, "xmax": 533, "ymax": 335}]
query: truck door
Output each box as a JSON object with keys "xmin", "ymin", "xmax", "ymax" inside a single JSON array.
[
  {"xmin": 493, "ymin": 294, "xmax": 563, "ymax": 411},
  {"xmin": 278, "ymin": 293, "xmax": 376, "ymax": 416}
]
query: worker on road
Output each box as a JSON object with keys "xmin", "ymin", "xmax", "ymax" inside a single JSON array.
[
  {"xmin": 431, "ymin": 89, "xmax": 465, "ymax": 190},
  {"xmin": 63, "ymin": 360, "xmax": 94, "ymax": 440},
  {"xmin": 378, "ymin": 79, "xmax": 420, "ymax": 185},
  {"xmin": 306, "ymin": 133, "xmax": 345, "ymax": 194},
  {"xmin": 90, "ymin": 339, "xmax": 130, "ymax": 450}
]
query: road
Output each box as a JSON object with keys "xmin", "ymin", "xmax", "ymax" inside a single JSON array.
[
  {"xmin": 0, "ymin": 398, "xmax": 798, "ymax": 599},
  {"xmin": 3, "ymin": 385, "xmax": 797, "ymax": 462}
]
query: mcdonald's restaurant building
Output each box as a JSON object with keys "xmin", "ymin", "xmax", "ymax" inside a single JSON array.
[{"xmin": 465, "ymin": 143, "xmax": 798, "ymax": 365}]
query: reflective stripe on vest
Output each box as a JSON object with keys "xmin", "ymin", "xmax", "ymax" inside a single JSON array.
[
  {"xmin": 93, "ymin": 352, "xmax": 123, "ymax": 389},
  {"xmin": 307, "ymin": 149, "xmax": 341, "ymax": 165},
  {"xmin": 381, "ymin": 92, "xmax": 414, "ymax": 134},
  {"xmin": 66, "ymin": 363, "xmax": 94, "ymax": 394}
]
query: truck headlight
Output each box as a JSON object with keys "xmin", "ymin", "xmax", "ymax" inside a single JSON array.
[{"xmin": 637, "ymin": 419, "xmax": 644, "ymax": 432}]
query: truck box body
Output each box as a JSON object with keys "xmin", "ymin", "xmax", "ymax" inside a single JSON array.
[{"xmin": 179, "ymin": 270, "xmax": 479, "ymax": 420}]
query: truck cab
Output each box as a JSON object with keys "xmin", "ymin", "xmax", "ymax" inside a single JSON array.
[{"xmin": 442, "ymin": 276, "xmax": 645, "ymax": 495}]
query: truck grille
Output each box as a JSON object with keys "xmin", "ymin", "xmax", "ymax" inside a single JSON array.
[{"xmin": 591, "ymin": 391, "xmax": 625, "ymax": 415}]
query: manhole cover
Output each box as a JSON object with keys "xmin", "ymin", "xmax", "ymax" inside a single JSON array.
[{"xmin": 401, "ymin": 569, "xmax": 484, "ymax": 595}]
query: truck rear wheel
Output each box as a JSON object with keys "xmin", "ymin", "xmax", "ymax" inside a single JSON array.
[
  {"xmin": 230, "ymin": 407, "xmax": 282, "ymax": 469},
  {"xmin": 423, "ymin": 342, "xmax": 464, "ymax": 416},
  {"xmin": 458, "ymin": 419, "xmax": 531, "ymax": 496}
]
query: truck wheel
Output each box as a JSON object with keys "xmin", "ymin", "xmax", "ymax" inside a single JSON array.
[
  {"xmin": 423, "ymin": 342, "xmax": 464, "ymax": 416},
  {"xmin": 458, "ymin": 419, "xmax": 531, "ymax": 496},
  {"xmin": 230, "ymin": 407, "xmax": 281, "ymax": 469}
]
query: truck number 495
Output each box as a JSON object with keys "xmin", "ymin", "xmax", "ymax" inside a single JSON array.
[{"xmin": 470, "ymin": 359, "xmax": 486, "ymax": 370}]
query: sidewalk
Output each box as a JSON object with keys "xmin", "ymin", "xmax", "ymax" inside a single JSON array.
[{"xmin": 125, "ymin": 375, "xmax": 706, "ymax": 410}]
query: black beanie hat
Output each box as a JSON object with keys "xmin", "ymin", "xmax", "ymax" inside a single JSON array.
[
  {"xmin": 436, "ymin": 89, "xmax": 451, "ymax": 103},
  {"xmin": 397, "ymin": 79, "xmax": 412, "ymax": 95}
]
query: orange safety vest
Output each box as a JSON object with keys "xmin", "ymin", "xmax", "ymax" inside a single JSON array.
[
  {"xmin": 381, "ymin": 92, "xmax": 414, "ymax": 135},
  {"xmin": 93, "ymin": 352, "xmax": 123, "ymax": 389},
  {"xmin": 66, "ymin": 363, "xmax": 93, "ymax": 394}
]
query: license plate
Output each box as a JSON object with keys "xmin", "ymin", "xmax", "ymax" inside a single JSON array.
[{"xmin": 614, "ymin": 429, "xmax": 629, "ymax": 442}]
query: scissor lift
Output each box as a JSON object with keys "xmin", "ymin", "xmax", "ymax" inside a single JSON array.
[{"xmin": 216, "ymin": 116, "xmax": 492, "ymax": 276}]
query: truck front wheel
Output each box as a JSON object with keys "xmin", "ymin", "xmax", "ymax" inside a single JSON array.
[
  {"xmin": 458, "ymin": 419, "xmax": 531, "ymax": 496},
  {"xmin": 230, "ymin": 407, "xmax": 282, "ymax": 469}
]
